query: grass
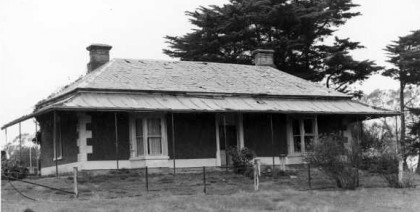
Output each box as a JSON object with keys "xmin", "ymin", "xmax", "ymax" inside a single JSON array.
[{"xmin": 2, "ymin": 167, "xmax": 420, "ymax": 212}]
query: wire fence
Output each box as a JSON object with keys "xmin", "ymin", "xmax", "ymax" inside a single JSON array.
[{"xmin": 2, "ymin": 163, "xmax": 419, "ymax": 201}]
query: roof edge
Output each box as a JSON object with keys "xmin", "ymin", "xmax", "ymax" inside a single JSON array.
[{"xmin": 36, "ymin": 88, "xmax": 353, "ymax": 110}]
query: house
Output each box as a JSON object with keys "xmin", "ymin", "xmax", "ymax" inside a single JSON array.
[{"xmin": 1, "ymin": 44, "xmax": 398, "ymax": 176}]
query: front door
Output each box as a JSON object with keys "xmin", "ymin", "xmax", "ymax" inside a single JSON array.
[{"xmin": 218, "ymin": 114, "xmax": 239, "ymax": 167}]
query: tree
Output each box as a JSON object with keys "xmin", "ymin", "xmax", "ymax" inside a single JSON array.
[
  {"xmin": 164, "ymin": 0, "xmax": 382, "ymax": 95},
  {"xmin": 407, "ymin": 108, "xmax": 420, "ymax": 173},
  {"xmin": 3, "ymin": 133, "xmax": 40, "ymax": 169},
  {"xmin": 384, "ymin": 30, "xmax": 420, "ymax": 182}
]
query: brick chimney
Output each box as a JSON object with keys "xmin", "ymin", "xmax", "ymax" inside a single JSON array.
[
  {"xmin": 86, "ymin": 44, "xmax": 112, "ymax": 73},
  {"xmin": 253, "ymin": 49, "xmax": 275, "ymax": 67}
]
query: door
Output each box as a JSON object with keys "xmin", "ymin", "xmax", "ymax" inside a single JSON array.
[{"xmin": 218, "ymin": 114, "xmax": 239, "ymax": 167}]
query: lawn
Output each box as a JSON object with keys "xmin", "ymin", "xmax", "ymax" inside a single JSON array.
[{"xmin": 2, "ymin": 167, "xmax": 420, "ymax": 212}]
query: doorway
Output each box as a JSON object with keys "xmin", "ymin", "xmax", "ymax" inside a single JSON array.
[{"xmin": 218, "ymin": 114, "xmax": 239, "ymax": 167}]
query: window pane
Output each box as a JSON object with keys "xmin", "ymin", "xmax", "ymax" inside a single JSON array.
[
  {"xmin": 148, "ymin": 138, "xmax": 162, "ymax": 155},
  {"xmin": 304, "ymin": 119, "xmax": 313, "ymax": 134},
  {"xmin": 135, "ymin": 118, "xmax": 143, "ymax": 137},
  {"xmin": 293, "ymin": 136, "xmax": 301, "ymax": 153},
  {"xmin": 305, "ymin": 136, "xmax": 314, "ymax": 152},
  {"xmin": 292, "ymin": 120, "xmax": 300, "ymax": 135},
  {"xmin": 147, "ymin": 118, "xmax": 161, "ymax": 136},
  {"xmin": 136, "ymin": 137, "xmax": 144, "ymax": 156}
]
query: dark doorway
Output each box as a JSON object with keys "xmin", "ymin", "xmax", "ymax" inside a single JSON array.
[{"xmin": 219, "ymin": 125, "xmax": 238, "ymax": 151}]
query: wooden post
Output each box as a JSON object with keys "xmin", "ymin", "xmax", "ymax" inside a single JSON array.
[
  {"xmin": 253, "ymin": 159, "xmax": 260, "ymax": 191},
  {"xmin": 223, "ymin": 115, "xmax": 228, "ymax": 170},
  {"xmin": 114, "ymin": 112, "xmax": 119, "ymax": 170},
  {"xmin": 19, "ymin": 122, "xmax": 22, "ymax": 162},
  {"xmin": 53, "ymin": 111, "xmax": 58, "ymax": 177},
  {"xmin": 279, "ymin": 154, "xmax": 286, "ymax": 172},
  {"xmin": 145, "ymin": 166, "xmax": 149, "ymax": 192},
  {"xmin": 269, "ymin": 114, "xmax": 275, "ymax": 175},
  {"xmin": 307, "ymin": 163, "xmax": 311, "ymax": 189},
  {"xmin": 73, "ymin": 167, "xmax": 79, "ymax": 198},
  {"xmin": 203, "ymin": 166, "xmax": 207, "ymax": 194},
  {"xmin": 35, "ymin": 121, "xmax": 39, "ymax": 175},
  {"xmin": 29, "ymin": 146, "xmax": 32, "ymax": 172},
  {"xmin": 4, "ymin": 128, "xmax": 7, "ymax": 151},
  {"xmin": 171, "ymin": 113, "xmax": 176, "ymax": 176}
]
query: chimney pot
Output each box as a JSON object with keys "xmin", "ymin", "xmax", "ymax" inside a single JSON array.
[
  {"xmin": 253, "ymin": 49, "xmax": 275, "ymax": 67},
  {"xmin": 86, "ymin": 44, "xmax": 112, "ymax": 73}
]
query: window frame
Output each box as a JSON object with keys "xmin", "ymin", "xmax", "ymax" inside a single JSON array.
[
  {"xmin": 288, "ymin": 115, "xmax": 318, "ymax": 155},
  {"xmin": 129, "ymin": 113, "xmax": 168, "ymax": 159}
]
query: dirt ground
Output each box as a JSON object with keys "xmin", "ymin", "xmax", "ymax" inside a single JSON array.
[{"xmin": 2, "ymin": 167, "xmax": 420, "ymax": 212}]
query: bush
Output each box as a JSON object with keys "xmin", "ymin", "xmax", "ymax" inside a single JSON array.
[
  {"xmin": 1, "ymin": 159, "xmax": 28, "ymax": 180},
  {"xmin": 227, "ymin": 147, "xmax": 255, "ymax": 174},
  {"xmin": 366, "ymin": 152, "xmax": 416, "ymax": 188},
  {"xmin": 305, "ymin": 134, "xmax": 360, "ymax": 189}
]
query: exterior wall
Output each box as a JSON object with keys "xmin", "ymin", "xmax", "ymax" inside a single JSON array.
[
  {"xmin": 167, "ymin": 113, "xmax": 217, "ymax": 159},
  {"xmin": 243, "ymin": 113, "xmax": 288, "ymax": 157},
  {"xmin": 88, "ymin": 112, "xmax": 130, "ymax": 161},
  {"xmin": 38, "ymin": 111, "xmax": 78, "ymax": 169},
  {"xmin": 38, "ymin": 111, "xmax": 361, "ymax": 175}
]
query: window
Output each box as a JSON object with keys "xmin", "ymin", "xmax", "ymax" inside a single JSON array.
[
  {"xmin": 132, "ymin": 115, "xmax": 167, "ymax": 157},
  {"xmin": 290, "ymin": 116, "xmax": 318, "ymax": 154}
]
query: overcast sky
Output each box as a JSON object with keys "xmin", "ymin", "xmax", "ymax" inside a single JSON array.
[{"xmin": 1, "ymin": 0, "xmax": 420, "ymax": 148}]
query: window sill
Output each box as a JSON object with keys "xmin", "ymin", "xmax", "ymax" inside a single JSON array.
[
  {"xmin": 287, "ymin": 153, "xmax": 307, "ymax": 157},
  {"xmin": 53, "ymin": 157, "xmax": 63, "ymax": 161},
  {"xmin": 130, "ymin": 155, "xmax": 169, "ymax": 161},
  {"xmin": 289, "ymin": 151, "xmax": 315, "ymax": 157}
]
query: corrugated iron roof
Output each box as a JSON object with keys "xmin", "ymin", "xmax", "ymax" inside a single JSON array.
[
  {"xmin": 2, "ymin": 92, "xmax": 398, "ymax": 130},
  {"xmin": 52, "ymin": 92, "xmax": 396, "ymax": 114},
  {"xmin": 42, "ymin": 59, "xmax": 348, "ymax": 105}
]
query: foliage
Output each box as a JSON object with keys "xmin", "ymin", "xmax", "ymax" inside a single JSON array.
[
  {"xmin": 4, "ymin": 133, "xmax": 40, "ymax": 169},
  {"xmin": 383, "ymin": 30, "xmax": 420, "ymax": 180},
  {"xmin": 365, "ymin": 152, "xmax": 416, "ymax": 188},
  {"xmin": 362, "ymin": 88, "xmax": 420, "ymax": 160},
  {"xmin": 384, "ymin": 30, "xmax": 420, "ymax": 86},
  {"xmin": 227, "ymin": 146, "xmax": 255, "ymax": 174},
  {"xmin": 164, "ymin": 0, "xmax": 381, "ymax": 95},
  {"xmin": 1, "ymin": 158, "xmax": 28, "ymax": 180},
  {"xmin": 305, "ymin": 134, "xmax": 360, "ymax": 189}
]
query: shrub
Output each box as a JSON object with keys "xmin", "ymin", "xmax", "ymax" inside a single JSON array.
[
  {"xmin": 367, "ymin": 152, "xmax": 416, "ymax": 188},
  {"xmin": 1, "ymin": 159, "xmax": 28, "ymax": 180},
  {"xmin": 305, "ymin": 134, "xmax": 360, "ymax": 190},
  {"xmin": 227, "ymin": 147, "xmax": 255, "ymax": 174}
]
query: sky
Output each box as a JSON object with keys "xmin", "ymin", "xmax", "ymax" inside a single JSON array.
[{"xmin": 1, "ymin": 0, "xmax": 420, "ymax": 148}]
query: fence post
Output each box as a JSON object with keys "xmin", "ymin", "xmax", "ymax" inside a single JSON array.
[
  {"xmin": 73, "ymin": 167, "xmax": 78, "ymax": 198},
  {"xmin": 254, "ymin": 159, "xmax": 260, "ymax": 191},
  {"xmin": 203, "ymin": 166, "xmax": 207, "ymax": 194},
  {"xmin": 307, "ymin": 163, "xmax": 311, "ymax": 189},
  {"xmin": 145, "ymin": 166, "xmax": 149, "ymax": 192},
  {"xmin": 279, "ymin": 154, "xmax": 286, "ymax": 172}
]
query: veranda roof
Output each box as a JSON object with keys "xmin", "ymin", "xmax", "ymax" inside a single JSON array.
[{"xmin": 1, "ymin": 92, "xmax": 399, "ymax": 129}]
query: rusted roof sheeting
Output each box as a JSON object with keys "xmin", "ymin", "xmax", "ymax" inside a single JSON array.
[
  {"xmin": 2, "ymin": 93, "xmax": 398, "ymax": 129},
  {"xmin": 54, "ymin": 93, "xmax": 397, "ymax": 115}
]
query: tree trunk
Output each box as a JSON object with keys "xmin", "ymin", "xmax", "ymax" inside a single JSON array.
[
  {"xmin": 417, "ymin": 129, "xmax": 420, "ymax": 174},
  {"xmin": 398, "ymin": 81, "xmax": 405, "ymax": 183}
]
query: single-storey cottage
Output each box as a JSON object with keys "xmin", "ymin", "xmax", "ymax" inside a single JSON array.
[{"xmin": 2, "ymin": 44, "xmax": 398, "ymax": 176}]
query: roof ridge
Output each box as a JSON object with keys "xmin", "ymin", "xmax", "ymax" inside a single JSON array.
[{"xmin": 113, "ymin": 58, "xmax": 347, "ymax": 97}]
